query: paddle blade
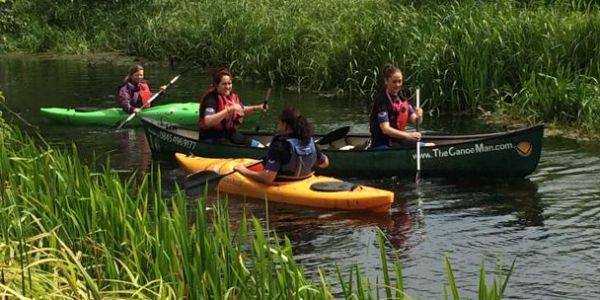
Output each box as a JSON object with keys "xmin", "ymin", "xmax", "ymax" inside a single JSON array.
[
  {"xmin": 316, "ymin": 126, "xmax": 351, "ymax": 145},
  {"xmin": 184, "ymin": 170, "xmax": 223, "ymax": 194}
]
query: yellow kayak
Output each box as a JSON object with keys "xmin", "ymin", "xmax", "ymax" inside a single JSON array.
[{"xmin": 175, "ymin": 153, "xmax": 394, "ymax": 213}]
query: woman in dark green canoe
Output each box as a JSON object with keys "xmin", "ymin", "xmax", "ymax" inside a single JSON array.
[
  {"xmin": 117, "ymin": 64, "xmax": 166, "ymax": 114},
  {"xmin": 369, "ymin": 63, "xmax": 434, "ymax": 149},
  {"xmin": 198, "ymin": 66, "xmax": 267, "ymax": 147}
]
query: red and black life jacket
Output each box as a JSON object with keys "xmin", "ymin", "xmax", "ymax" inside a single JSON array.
[
  {"xmin": 386, "ymin": 91, "xmax": 410, "ymax": 131},
  {"xmin": 198, "ymin": 87, "xmax": 244, "ymax": 130}
]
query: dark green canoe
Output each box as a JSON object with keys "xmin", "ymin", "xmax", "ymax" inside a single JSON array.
[
  {"xmin": 142, "ymin": 117, "xmax": 543, "ymax": 178},
  {"xmin": 40, "ymin": 102, "xmax": 259, "ymax": 128}
]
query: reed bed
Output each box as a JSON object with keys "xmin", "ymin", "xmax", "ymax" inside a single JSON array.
[
  {"xmin": 0, "ymin": 93, "xmax": 514, "ymax": 298},
  {"xmin": 2, "ymin": 0, "xmax": 600, "ymax": 132}
]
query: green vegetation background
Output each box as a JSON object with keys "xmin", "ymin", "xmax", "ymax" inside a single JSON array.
[{"xmin": 1, "ymin": 0, "xmax": 600, "ymax": 134}]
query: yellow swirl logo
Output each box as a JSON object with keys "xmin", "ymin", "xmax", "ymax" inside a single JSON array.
[{"xmin": 516, "ymin": 142, "xmax": 532, "ymax": 157}]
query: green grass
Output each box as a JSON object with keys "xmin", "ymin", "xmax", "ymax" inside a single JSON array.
[{"xmin": 0, "ymin": 92, "xmax": 515, "ymax": 298}]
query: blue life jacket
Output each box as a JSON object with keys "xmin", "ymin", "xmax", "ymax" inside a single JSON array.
[{"xmin": 277, "ymin": 138, "xmax": 317, "ymax": 180}]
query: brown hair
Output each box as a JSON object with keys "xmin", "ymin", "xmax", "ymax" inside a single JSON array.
[
  {"xmin": 211, "ymin": 66, "xmax": 232, "ymax": 86},
  {"xmin": 382, "ymin": 63, "xmax": 402, "ymax": 81},
  {"xmin": 124, "ymin": 64, "xmax": 144, "ymax": 82},
  {"xmin": 279, "ymin": 107, "xmax": 314, "ymax": 144}
]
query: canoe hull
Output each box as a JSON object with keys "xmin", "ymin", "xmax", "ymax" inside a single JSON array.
[
  {"xmin": 175, "ymin": 153, "xmax": 394, "ymax": 212},
  {"xmin": 144, "ymin": 118, "xmax": 543, "ymax": 178}
]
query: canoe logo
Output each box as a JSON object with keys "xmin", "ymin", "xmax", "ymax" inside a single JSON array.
[{"xmin": 515, "ymin": 142, "xmax": 532, "ymax": 157}]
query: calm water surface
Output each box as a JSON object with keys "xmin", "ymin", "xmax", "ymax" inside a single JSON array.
[{"xmin": 1, "ymin": 55, "xmax": 599, "ymax": 299}]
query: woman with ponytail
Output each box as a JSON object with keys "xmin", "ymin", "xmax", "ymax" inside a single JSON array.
[
  {"xmin": 369, "ymin": 63, "xmax": 433, "ymax": 149},
  {"xmin": 235, "ymin": 107, "xmax": 329, "ymax": 184}
]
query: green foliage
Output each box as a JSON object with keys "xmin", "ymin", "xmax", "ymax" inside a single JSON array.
[
  {"xmin": 3, "ymin": 0, "xmax": 600, "ymax": 131},
  {"xmin": 0, "ymin": 106, "xmax": 515, "ymax": 299}
]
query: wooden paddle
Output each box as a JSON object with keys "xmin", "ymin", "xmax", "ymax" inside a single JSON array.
[
  {"xmin": 254, "ymin": 88, "xmax": 272, "ymax": 132},
  {"xmin": 184, "ymin": 125, "xmax": 351, "ymax": 193},
  {"xmin": 115, "ymin": 70, "xmax": 186, "ymax": 130},
  {"xmin": 415, "ymin": 88, "xmax": 422, "ymax": 184}
]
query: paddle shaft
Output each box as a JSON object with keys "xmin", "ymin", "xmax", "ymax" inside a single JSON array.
[
  {"xmin": 185, "ymin": 160, "xmax": 263, "ymax": 190},
  {"xmin": 254, "ymin": 88, "xmax": 272, "ymax": 132},
  {"xmin": 116, "ymin": 73, "xmax": 182, "ymax": 129},
  {"xmin": 415, "ymin": 88, "xmax": 421, "ymax": 182}
]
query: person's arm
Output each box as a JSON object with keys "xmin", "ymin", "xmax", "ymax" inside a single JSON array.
[
  {"xmin": 243, "ymin": 103, "xmax": 268, "ymax": 115},
  {"xmin": 317, "ymin": 153, "xmax": 329, "ymax": 168},
  {"xmin": 315, "ymin": 147, "xmax": 329, "ymax": 168},
  {"xmin": 408, "ymin": 105, "xmax": 423, "ymax": 124},
  {"xmin": 201, "ymin": 96, "xmax": 243, "ymax": 128},
  {"xmin": 234, "ymin": 138, "xmax": 285, "ymax": 184},
  {"xmin": 118, "ymin": 84, "xmax": 137, "ymax": 113},
  {"xmin": 379, "ymin": 122, "xmax": 421, "ymax": 142},
  {"xmin": 374, "ymin": 98, "xmax": 421, "ymax": 141},
  {"xmin": 234, "ymin": 165, "xmax": 277, "ymax": 184}
]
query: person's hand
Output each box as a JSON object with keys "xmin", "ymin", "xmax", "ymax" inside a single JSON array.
[
  {"xmin": 133, "ymin": 107, "xmax": 141, "ymax": 114},
  {"xmin": 260, "ymin": 103, "xmax": 269, "ymax": 112},
  {"xmin": 416, "ymin": 107, "xmax": 423, "ymax": 118},
  {"xmin": 158, "ymin": 85, "xmax": 167, "ymax": 92},
  {"xmin": 234, "ymin": 165, "xmax": 248, "ymax": 173},
  {"xmin": 406, "ymin": 131, "xmax": 422, "ymax": 142},
  {"xmin": 227, "ymin": 103, "xmax": 244, "ymax": 116}
]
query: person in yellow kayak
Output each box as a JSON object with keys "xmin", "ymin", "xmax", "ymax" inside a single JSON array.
[
  {"xmin": 369, "ymin": 63, "xmax": 434, "ymax": 149},
  {"xmin": 234, "ymin": 107, "xmax": 329, "ymax": 184},
  {"xmin": 117, "ymin": 64, "xmax": 166, "ymax": 114},
  {"xmin": 198, "ymin": 66, "xmax": 267, "ymax": 147}
]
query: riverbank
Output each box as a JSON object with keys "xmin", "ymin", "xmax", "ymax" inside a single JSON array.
[{"xmin": 2, "ymin": 0, "xmax": 599, "ymax": 135}]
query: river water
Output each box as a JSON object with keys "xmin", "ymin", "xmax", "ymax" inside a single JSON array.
[{"xmin": 1, "ymin": 54, "xmax": 599, "ymax": 299}]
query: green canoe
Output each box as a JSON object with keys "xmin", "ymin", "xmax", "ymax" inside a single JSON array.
[
  {"xmin": 40, "ymin": 102, "xmax": 260, "ymax": 128},
  {"xmin": 142, "ymin": 117, "xmax": 544, "ymax": 178}
]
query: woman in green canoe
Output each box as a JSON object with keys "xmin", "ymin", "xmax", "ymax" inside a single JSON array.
[{"xmin": 117, "ymin": 64, "xmax": 166, "ymax": 114}]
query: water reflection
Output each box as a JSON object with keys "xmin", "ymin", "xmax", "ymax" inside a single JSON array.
[{"xmin": 428, "ymin": 177, "xmax": 543, "ymax": 227}]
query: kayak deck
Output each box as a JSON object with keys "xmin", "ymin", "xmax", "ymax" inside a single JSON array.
[
  {"xmin": 175, "ymin": 153, "xmax": 394, "ymax": 213},
  {"xmin": 40, "ymin": 102, "xmax": 200, "ymax": 126}
]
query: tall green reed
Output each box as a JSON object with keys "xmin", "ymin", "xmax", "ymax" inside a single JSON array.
[{"xmin": 1, "ymin": 101, "xmax": 515, "ymax": 298}]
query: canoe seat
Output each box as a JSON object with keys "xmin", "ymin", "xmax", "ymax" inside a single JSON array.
[{"xmin": 310, "ymin": 181, "xmax": 358, "ymax": 192}]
